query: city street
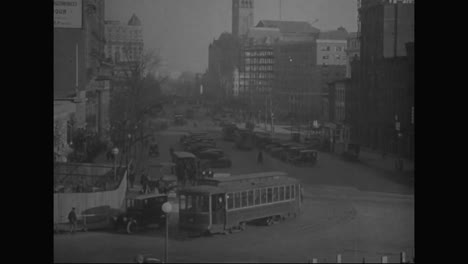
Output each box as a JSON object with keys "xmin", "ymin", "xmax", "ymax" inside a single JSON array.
[{"xmin": 54, "ymin": 107, "xmax": 414, "ymax": 263}]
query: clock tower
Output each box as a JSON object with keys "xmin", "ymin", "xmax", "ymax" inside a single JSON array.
[{"xmin": 232, "ymin": 0, "xmax": 254, "ymax": 37}]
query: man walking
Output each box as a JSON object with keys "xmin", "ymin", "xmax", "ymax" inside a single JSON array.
[
  {"xmin": 68, "ymin": 207, "xmax": 78, "ymax": 234},
  {"xmin": 257, "ymin": 150, "xmax": 263, "ymax": 164},
  {"xmin": 140, "ymin": 171, "xmax": 148, "ymax": 194},
  {"xmin": 128, "ymin": 166, "xmax": 135, "ymax": 189}
]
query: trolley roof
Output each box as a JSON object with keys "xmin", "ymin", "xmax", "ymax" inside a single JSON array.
[
  {"xmin": 173, "ymin": 151, "xmax": 196, "ymax": 159},
  {"xmin": 130, "ymin": 193, "xmax": 167, "ymax": 200},
  {"xmin": 180, "ymin": 176, "xmax": 299, "ymax": 195}
]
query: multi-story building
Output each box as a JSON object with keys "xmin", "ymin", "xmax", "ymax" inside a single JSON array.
[
  {"xmin": 273, "ymin": 40, "xmax": 321, "ymax": 123},
  {"xmin": 315, "ymin": 27, "xmax": 348, "ymax": 122},
  {"xmin": 104, "ymin": 14, "xmax": 144, "ymax": 64},
  {"xmin": 54, "ymin": 0, "xmax": 108, "ymax": 139},
  {"xmin": 256, "ymin": 20, "xmax": 319, "ymax": 42},
  {"xmin": 232, "ymin": 0, "xmax": 254, "ymax": 38},
  {"xmin": 207, "ymin": 32, "xmax": 241, "ymax": 99},
  {"xmin": 351, "ymin": 0, "xmax": 414, "ymax": 159},
  {"xmin": 346, "ymin": 32, "xmax": 360, "ymax": 78},
  {"xmin": 237, "ymin": 27, "xmax": 280, "ymax": 121}
]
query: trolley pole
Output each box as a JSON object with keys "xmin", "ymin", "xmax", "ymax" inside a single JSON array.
[
  {"xmin": 165, "ymin": 213, "xmax": 168, "ymax": 263},
  {"xmin": 162, "ymin": 202, "xmax": 172, "ymax": 264}
]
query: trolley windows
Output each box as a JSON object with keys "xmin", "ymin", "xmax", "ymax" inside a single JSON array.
[
  {"xmin": 227, "ymin": 193, "xmax": 234, "ymax": 209},
  {"xmin": 273, "ymin": 187, "xmax": 278, "ymax": 202},
  {"xmin": 180, "ymin": 194, "xmax": 209, "ymax": 212},
  {"xmin": 279, "ymin": 186, "xmax": 285, "ymax": 200},
  {"xmin": 285, "ymin": 185, "xmax": 290, "ymax": 200},
  {"xmin": 267, "ymin": 188, "xmax": 272, "ymax": 203},
  {"xmin": 291, "ymin": 185, "xmax": 295, "ymax": 199},
  {"xmin": 261, "ymin": 188, "xmax": 267, "ymax": 204},
  {"xmin": 254, "ymin": 189, "xmax": 261, "ymax": 205},
  {"xmin": 234, "ymin": 192, "xmax": 241, "ymax": 208},
  {"xmin": 241, "ymin": 191, "xmax": 248, "ymax": 207},
  {"xmin": 198, "ymin": 195, "xmax": 209, "ymax": 212},
  {"xmin": 248, "ymin": 190, "xmax": 254, "ymax": 206},
  {"xmin": 179, "ymin": 195, "xmax": 186, "ymax": 210}
]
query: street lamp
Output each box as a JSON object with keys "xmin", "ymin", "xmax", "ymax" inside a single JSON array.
[
  {"xmin": 161, "ymin": 202, "xmax": 172, "ymax": 264},
  {"xmin": 112, "ymin": 147, "xmax": 119, "ymax": 180}
]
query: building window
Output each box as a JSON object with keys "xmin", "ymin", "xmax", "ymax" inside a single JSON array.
[
  {"xmin": 323, "ymin": 55, "xmax": 329, "ymax": 60},
  {"xmin": 285, "ymin": 186, "xmax": 290, "ymax": 199}
]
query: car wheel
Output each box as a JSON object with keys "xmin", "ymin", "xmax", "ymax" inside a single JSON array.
[{"xmin": 127, "ymin": 220, "xmax": 137, "ymax": 234}]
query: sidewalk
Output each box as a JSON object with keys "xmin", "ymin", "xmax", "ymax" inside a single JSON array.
[{"xmin": 358, "ymin": 148, "xmax": 414, "ymax": 173}]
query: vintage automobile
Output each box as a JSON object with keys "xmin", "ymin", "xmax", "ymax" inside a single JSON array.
[
  {"xmin": 342, "ymin": 143, "xmax": 360, "ymax": 162},
  {"xmin": 174, "ymin": 115, "xmax": 186, "ymax": 126},
  {"xmin": 186, "ymin": 144, "xmax": 216, "ymax": 155},
  {"xmin": 270, "ymin": 147, "xmax": 284, "ymax": 159},
  {"xmin": 283, "ymin": 146, "xmax": 307, "ymax": 162},
  {"xmin": 235, "ymin": 129, "xmax": 255, "ymax": 150},
  {"xmin": 254, "ymin": 132, "xmax": 272, "ymax": 149},
  {"xmin": 147, "ymin": 162, "xmax": 178, "ymax": 194},
  {"xmin": 222, "ymin": 124, "xmax": 238, "ymax": 141},
  {"xmin": 148, "ymin": 142, "xmax": 159, "ymax": 157},
  {"xmin": 290, "ymin": 150, "xmax": 319, "ymax": 166},
  {"xmin": 113, "ymin": 194, "xmax": 168, "ymax": 234},
  {"xmin": 197, "ymin": 150, "xmax": 232, "ymax": 169}
]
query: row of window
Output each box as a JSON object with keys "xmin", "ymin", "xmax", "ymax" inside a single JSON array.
[
  {"xmin": 244, "ymin": 58, "xmax": 274, "ymax": 64},
  {"xmin": 244, "ymin": 51, "xmax": 274, "ymax": 57},
  {"xmin": 244, "ymin": 66, "xmax": 273, "ymax": 72},
  {"xmin": 179, "ymin": 194, "xmax": 210, "ymax": 213},
  {"xmin": 321, "ymin": 46, "xmax": 344, "ymax": 52},
  {"xmin": 227, "ymin": 184, "xmax": 296, "ymax": 210},
  {"xmin": 322, "ymin": 55, "xmax": 346, "ymax": 60},
  {"xmin": 240, "ymin": 73, "xmax": 274, "ymax": 79}
]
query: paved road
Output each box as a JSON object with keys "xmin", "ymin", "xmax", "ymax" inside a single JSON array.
[{"xmin": 54, "ymin": 106, "xmax": 414, "ymax": 263}]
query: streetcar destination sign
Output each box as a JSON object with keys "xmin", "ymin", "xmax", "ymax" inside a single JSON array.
[{"xmin": 54, "ymin": 0, "xmax": 82, "ymax": 28}]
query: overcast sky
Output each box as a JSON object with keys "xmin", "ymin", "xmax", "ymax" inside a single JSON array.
[{"xmin": 105, "ymin": 0, "xmax": 358, "ymax": 75}]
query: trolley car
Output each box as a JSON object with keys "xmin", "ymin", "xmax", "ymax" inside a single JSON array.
[{"xmin": 178, "ymin": 172, "xmax": 302, "ymax": 235}]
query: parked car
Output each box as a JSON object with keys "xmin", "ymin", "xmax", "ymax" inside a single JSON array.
[
  {"xmin": 270, "ymin": 147, "xmax": 284, "ymax": 159},
  {"xmin": 342, "ymin": 143, "xmax": 360, "ymax": 162},
  {"xmin": 112, "ymin": 194, "xmax": 168, "ymax": 234},
  {"xmin": 197, "ymin": 150, "xmax": 232, "ymax": 168},
  {"xmin": 283, "ymin": 146, "xmax": 307, "ymax": 162},
  {"xmin": 186, "ymin": 143, "xmax": 216, "ymax": 154},
  {"xmin": 290, "ymin": 150, "xmax": 319, "ymax": 166},
  {"xmin": 148, "ymin": 143, "xmax": 159, "ymax": 157}
]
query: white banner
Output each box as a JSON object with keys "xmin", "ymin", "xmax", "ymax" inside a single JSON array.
[{"xmin": 54, "ymin": 0, "xmax": 82, "ymax": 28}]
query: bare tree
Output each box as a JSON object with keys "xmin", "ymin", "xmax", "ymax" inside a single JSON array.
[{"xmin": 109, "ymin": 45, "xmax": 166, "ymax": 166}]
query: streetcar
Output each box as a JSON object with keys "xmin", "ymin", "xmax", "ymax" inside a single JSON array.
[{"xmin": 178, "ymin": 172, "xmax": 302, "ymax": 235}]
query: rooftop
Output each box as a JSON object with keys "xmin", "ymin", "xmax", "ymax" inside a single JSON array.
[
  {"xmin": 256, "ymin": 20, "xmax": 320, "ymax": 34},
  {"xmin": 128, "ymin": 14, "xmax": 142, "ymax": 26},
  {"xmin": 319, "ymin": 27, "xmax": 349, "ymax": 40}
]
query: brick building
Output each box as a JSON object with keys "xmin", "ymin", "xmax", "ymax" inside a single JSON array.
[
  {"xmin": 351, "ymin": 0, "xmax": 414, "ymax": 159},
  {"xmin": 273, "ymin": 41, "xmax": 321, "ymax": 123},
  {"xmin": 237, "ymin": 27, "xmax": 280, "ymax": 121},
  {"xmin": 104, "ymin": 14, "xmax": 144, "ymax": 63}
]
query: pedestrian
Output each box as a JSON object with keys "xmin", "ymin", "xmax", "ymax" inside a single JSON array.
[
  {"xmin": 169, "ymin": 147, "xmax": 175, "ymax": 162},
  {"xmin": 68, "ymin": 207, "xmax": 78, "ymax": 234},
  {"xmin": 257, "ymin": 150, "xmax": 263, "ymax": 164},
  {"xmin": 129, "ymin": 169, "xmax": 135, "ymax": 189},
  {"xmin": 140, "ymin": 172, "xmax": 148, "ymax": 194}
]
